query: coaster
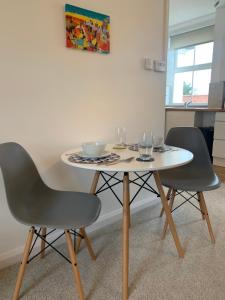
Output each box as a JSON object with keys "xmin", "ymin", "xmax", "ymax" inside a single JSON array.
[
  {"xmin": 136, "ymin": 157, "xmax": 154, "ymax": 162},
  {"xmin": 153, "ymin": 146, "xmax": 170, "ymax": 152},
  {"xmin": 113, "ymin": 144, "xmax": 127, "ymax": 149}
]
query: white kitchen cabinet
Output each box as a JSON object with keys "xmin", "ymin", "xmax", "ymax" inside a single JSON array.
[{"xmin": 213, "ymin": 112, "xmax": 225, "ymax": 166}]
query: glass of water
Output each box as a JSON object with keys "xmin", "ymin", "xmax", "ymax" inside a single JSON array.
[
  {"xmin": 153, "ymin": 136, "xmax": 164, "ymax": 148},
  {"xmin": 138, "ymin": 131, "xmax": 154, "ymax": 161},
  {"xmin": 115, "ymin": 127, "xmax": 126, "ymax": 147}
]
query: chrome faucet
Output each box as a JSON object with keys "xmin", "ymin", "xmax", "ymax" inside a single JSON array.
[{"xmin": 184, "ymin": 100, "xmax": 192, "ymax": 108}]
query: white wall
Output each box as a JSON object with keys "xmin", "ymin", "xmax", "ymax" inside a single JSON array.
[
  {"xmin": 0, "ymin": 0, "xmax": 167, "ymax": 267},
  {"xmin": 211, "ymin": 5, "xmax": 225, "ymax": 82}
]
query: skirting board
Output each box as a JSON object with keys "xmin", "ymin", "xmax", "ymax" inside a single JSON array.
[{"xmin": 0, "ymin": 196, "xmax": 159, "ymax": 270}]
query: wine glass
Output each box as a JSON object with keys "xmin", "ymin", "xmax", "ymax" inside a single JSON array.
[{"xmin": 138, "ymin": 131, "xmax": 154, "ymax": 161}]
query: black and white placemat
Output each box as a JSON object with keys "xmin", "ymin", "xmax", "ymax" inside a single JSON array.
[
  {"xmin": 128, "ymin": 144, "xmax": 138, "ymax": 151},
  {"xmin": 68, "ymin": 153, "xmax": 120, "ymax": 164}
]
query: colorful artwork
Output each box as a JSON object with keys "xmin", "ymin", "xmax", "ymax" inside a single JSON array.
[{"xmin": 65, "ymin": 4, "xmax": 110, "ymax": 54}]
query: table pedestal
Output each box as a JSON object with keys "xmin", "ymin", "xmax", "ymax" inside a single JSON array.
[
  {"xmin": 122, "ymin": 172, "xmax": 130, "ymax": 300},
  {"xmin": 89, "ymin": 170, "xmax": 184, "ymax": 300}
]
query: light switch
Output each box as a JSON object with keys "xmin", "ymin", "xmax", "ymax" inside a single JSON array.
[{"xmin": 144, "ymin": 57, "xmax": 154, "ymax": 70}]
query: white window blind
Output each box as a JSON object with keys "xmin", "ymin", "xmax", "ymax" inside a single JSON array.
[{"xmin": 170, "ymin": 26, "xmax": 214, "ymax": 49}]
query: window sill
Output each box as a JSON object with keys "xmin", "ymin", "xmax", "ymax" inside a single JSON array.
[{"xmin": 165, "ymin": 103, "xmax": 208, "ymax": 108}]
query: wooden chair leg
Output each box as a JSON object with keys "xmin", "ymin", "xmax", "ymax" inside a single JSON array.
[
  {"xmin": 160, "ymin": 188, "xmax": 171, "ymax": 217},
  {"xmin": 77, "ymin": 171, "xmax": 100, "ymax": 254},
  {"xmin": 40, "ymin": 227, "xmax": 47, "ymax": 258},
  {"xmin": 197, "ymin": 192, "xmax": 205, "ymax": 220},
  {"xmin": 80, "ymin": 228, "xmax": 96, "ymax": 260},
  {"xmin": 154, "ymin": 171, "xmax": 184, "ymax": 258},
  {"xmin": 162, "ymin": 189, "xmax": 176, "ymax": 239},
  {"xmin": 198, "ymin": 192, "xmax": 215, "ymax": 243},
  {"xmin": 65, "ymin": 230, "xmax": 85, "ymax": 300},
  {"xmin": 13, "ymin": 227, "xmax": 34, "ymax": 300},
  {"xmin": 76, "ymin": 229, "xmax": 82, "ymax": 253}
]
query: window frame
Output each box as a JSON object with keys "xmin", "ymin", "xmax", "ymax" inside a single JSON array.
[{"xmin": 166, "ymin": 41, "xmax": 214, "ymax": 107}]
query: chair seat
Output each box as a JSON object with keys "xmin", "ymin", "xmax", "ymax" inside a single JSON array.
[
  {"xmin": 159, "ymin": 166, "xmax": 220, "ymax": 192},
  {"xmin": 17, "ymin": 187, "xmax": 101, "ymax": 229}
]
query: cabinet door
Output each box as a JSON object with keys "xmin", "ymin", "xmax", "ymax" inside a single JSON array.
[
  {"xmin": 213, "ymin": 140, "xmax": 225, "ymax": 159},
  {"xmin": 214, "ymin": 122, "xmax": 225, "ymax": 140},
  {"xmin": 165, "ymin": 111, "xmax": 195, "ymax": 135},
  {"xmin": 215, "ymin": 112, "xmax": 225, "ymax": 122}
]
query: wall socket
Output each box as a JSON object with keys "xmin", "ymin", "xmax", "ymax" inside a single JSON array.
[{"xmin": 154, "ymin": 60, "xmax": 166, "ymax": 72}]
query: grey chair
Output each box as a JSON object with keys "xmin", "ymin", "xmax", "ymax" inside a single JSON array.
[
  {"xmin": 159, "ymin": 127, "xmax": 220, "ymax": 243},
  {"xmin": 0, "ymin": 142, "xmax": 101, "ymax": 300}
]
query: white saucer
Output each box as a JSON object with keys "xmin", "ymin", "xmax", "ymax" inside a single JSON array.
[{"xmin": 76, "ymin": 151, "xmax": 111, "ymax": 159}]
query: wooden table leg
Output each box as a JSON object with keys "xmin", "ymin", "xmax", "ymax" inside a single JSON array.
[
  {"xmin": 159, "ymin": 187, "xmax": 171, "ymax": 217},
  {"xmin": 127, "ymin": 198, "xmax": 131, "ymax": 228},
  {"xmin": 123, "ymin": 172, "xmax": 130, "ymax": 300},
  {"xmin": 162, "ymin": 189, "xmax": 176, "ymax": 239},
  {"xmin": 77, "ymin": 171, "xmax": 100, "ymax": 253},
  {"xmin": 153, "ymin": 171, "xmax": 184, "ymax": 258},
  {"xmin": 90, "ymin": 171, "xmax": 100, "ymax": 194}
]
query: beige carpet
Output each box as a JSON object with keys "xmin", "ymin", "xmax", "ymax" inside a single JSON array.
[{"xmin": 1, "ymin": 185, "xmax": 225, "ymax": 299}]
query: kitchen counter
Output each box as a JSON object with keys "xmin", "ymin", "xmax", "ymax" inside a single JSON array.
[{"xmin": 165, "ymin": 107, "xmax": 225, "ymax": 112}]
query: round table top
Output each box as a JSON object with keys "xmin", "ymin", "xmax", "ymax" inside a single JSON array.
[{"xmin": 61, "ymin": 144, "xmax": 193, "ymax": 173}]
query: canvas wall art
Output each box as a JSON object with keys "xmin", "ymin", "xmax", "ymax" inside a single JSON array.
[{"xmin": 65, "ymin": 4, "xmax": 110, "ymax": 54}]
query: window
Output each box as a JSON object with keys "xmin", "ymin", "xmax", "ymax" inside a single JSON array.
[{"xmin": 167, "ymin": 41, "xmax": 214, "ymax": 106}]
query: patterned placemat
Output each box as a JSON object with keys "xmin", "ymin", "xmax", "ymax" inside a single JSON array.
[
  {"xmin": 68, "ymin": 153, "xmax": 120, "ymax": 164},
  {"xmin": 128, "ymin": 144, "xmax": 138, "ymax": 151}
]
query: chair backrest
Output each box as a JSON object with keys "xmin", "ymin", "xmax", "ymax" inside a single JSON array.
[
  {"xmin": 165, "ymin": 127, "xmax": 213, "ymax": 172},
  {"xmin": 0, "ymin": 142, "xmax": 45, "ymax": 223}
]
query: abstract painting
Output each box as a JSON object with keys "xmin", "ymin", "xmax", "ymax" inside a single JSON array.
[{"xmin": 65, "ymin": 4, "xmax": 110, "ymax": 54}]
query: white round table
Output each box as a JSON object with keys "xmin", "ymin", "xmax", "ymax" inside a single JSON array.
[
  {"xmin": 61, "ymin": 145, "xmax": 193, "ymax": 300},
  {"xmin": 61, "ymin": 144, "xmax": 193, "ymax": 173}
]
